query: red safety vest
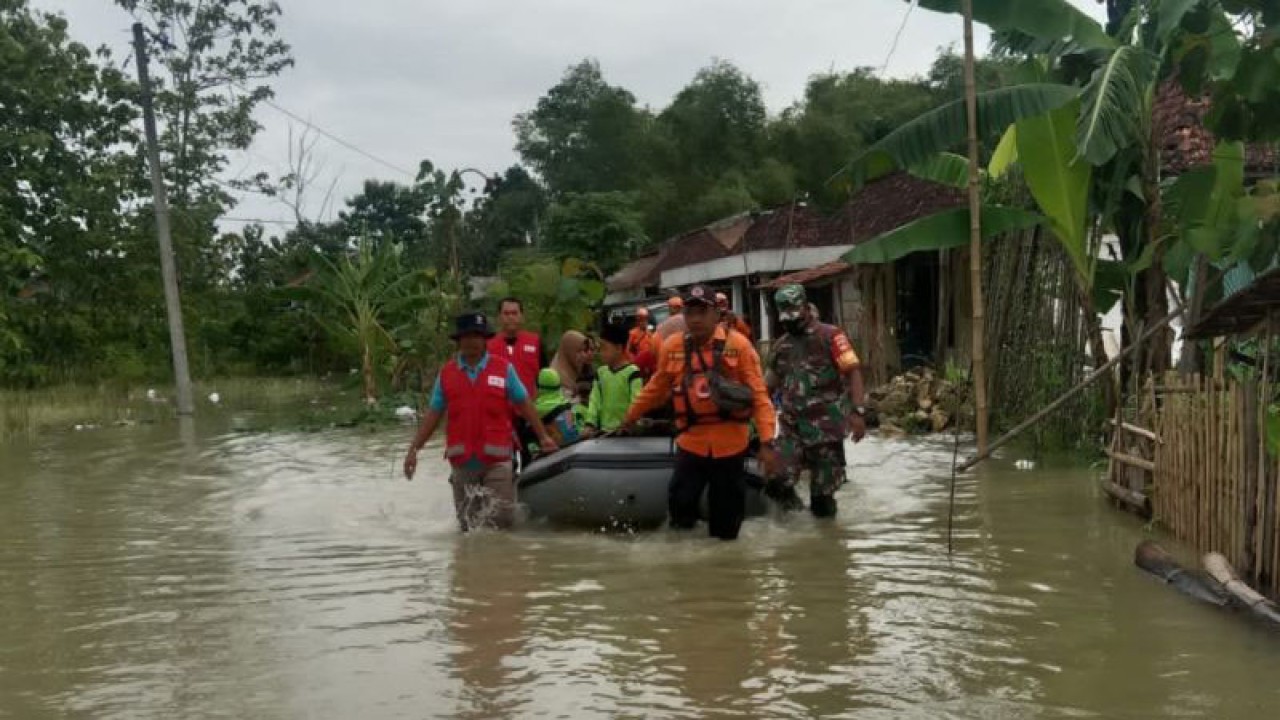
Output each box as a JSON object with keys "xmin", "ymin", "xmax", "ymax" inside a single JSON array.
[
  {"xmin": 440, "ymin": 355, "xmax": 515, "ymax": 467},
  {"xmin": 488, "ymin": 331, "xmax": 541, "ymax": 396}
]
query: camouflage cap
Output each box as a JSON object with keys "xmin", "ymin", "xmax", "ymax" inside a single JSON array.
[{"xmin": 774, "ymin": 284, "xmax": 808, "ymax": 320}]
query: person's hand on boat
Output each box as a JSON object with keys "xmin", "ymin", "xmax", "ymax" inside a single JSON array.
[
  {"xmin": 538, "ymin": 434, "xmax": 559, "ymax": 454},
  {"xmin": 581, "ymin": 425, "xmax": 598, "ymax": 439},
  {"xmin": 403, "ymin": 447, "xmax": 418, "ymax": 481}
]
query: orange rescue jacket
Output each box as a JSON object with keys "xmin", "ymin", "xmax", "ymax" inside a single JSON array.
[{"xmin": 625, "ymin": 326, "xmax": 775, "ymax": 457}]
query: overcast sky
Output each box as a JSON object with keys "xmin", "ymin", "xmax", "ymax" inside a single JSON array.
[{"xmin": 36, "ymin": 0, "xmax": 1107, "ymax": 233}]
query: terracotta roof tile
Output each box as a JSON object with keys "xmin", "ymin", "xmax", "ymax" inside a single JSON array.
[
  {"xmin": 759, "ymin": 260, "xmax": 852, "ymax": 289},
  {"xmin": 651, "ymin": 173, "xmax": 964, "ymax": 278},
  {"xmin": 1154, "ymin": 81, "xmax": 1278, "ymax": 175}
]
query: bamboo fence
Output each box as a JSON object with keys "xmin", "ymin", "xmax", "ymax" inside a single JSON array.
[{"xmin": 1144, "ymin": 371, "xmax": 1280, "ymax": 600}]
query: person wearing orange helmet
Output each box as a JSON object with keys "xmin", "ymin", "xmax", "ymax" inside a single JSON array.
[
  {"xmin": 715, "ymin": 292, "xmax": 752, "ymax": 340},
  {"xmin": 627, "ymin": 306, "xmax": 654, "ymax": 359}
]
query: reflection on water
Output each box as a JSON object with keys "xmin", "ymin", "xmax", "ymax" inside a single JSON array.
[{"xmin": 2, "ymin": 420, "xmax": 1280, "ymax": 719}]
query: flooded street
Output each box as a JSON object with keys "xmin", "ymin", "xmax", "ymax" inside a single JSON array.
[{"xmin": 3, "ymin": 419, "xmax": 1280, "ymax": 719}]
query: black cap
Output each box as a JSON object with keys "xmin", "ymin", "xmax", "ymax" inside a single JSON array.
[
  {"xmin": 683, "ymin": 284, "xmax": 716, "ymax": 307},
  {"xmin": 599, "ymin": 322, "xmax": 630, "ymax": 347},
  {"xmin": 449, "ymin": 311, "xmax": 495, "ymax": 340}
]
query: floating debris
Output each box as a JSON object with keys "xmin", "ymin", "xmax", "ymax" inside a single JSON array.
[{"xmin": 208, "ymin": 392, "xmax": 221, "ymax": 405}]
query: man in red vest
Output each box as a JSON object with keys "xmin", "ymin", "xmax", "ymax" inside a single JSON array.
[
  {"xmin": 404, "ymin": 311, "xmax": 558, "ymax": 531},
  {"xmin": 489, "ymin": 296, "xmax": 546, "ymax": 470},
  {"xmin": 489, "ymin": 297, "xmax": 545, "ymax": 395}
]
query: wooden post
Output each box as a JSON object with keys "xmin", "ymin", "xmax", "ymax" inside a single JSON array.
[
  {"xmin": 132, "ymin": 23, "xmax": 195, "ymax": 416},
  {"xmin": 961, "ymin": 0, "xmax": 989, "ymax": 454},
  {"xmin": 1244, "ymin": 376, "xmax": 1260, "ymax": 573}
]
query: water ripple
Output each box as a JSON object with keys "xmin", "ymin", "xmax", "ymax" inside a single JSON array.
[{"xmin": 3, "ymin": 427, "xmax": 1280, "ymax": 719}]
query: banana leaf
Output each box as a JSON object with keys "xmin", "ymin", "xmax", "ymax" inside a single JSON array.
[
  {"xmin": 917, "ymin": 0, "xmax": 1115, "ymax": 51},
  {"xmin": 843, "ymin": 206, "xmax": 1044, "ymax": 265},
  {"xmin": 836, "ymin": 83, "xmax": 1080, "ymax": 188}
]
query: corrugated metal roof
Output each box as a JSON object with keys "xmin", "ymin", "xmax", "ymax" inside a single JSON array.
[{"xmin": 1187, "ymin": 265, "xmax": 1280, "ymax": 339}]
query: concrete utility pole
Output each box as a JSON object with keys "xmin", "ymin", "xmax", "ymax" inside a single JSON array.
[
  {"xmin": 132, "ymin": 23, "xmax": 195, "ymax": 416},
  {"xmin": 961, "ymin": 0, "xmax": 988, "ymax": 453}
]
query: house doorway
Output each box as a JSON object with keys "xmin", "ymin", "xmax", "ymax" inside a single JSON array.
[{"xmin": 895, "ymin": 252, "xmax": 939, "ymax": 369}]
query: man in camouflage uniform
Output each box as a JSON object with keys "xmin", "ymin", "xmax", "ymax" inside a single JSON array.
[{"xmin": 766, "ymin": 284, "xmax": 867, "ymax": 518}]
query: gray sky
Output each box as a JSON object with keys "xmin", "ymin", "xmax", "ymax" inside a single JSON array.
[{"xmin": 37, "ymin": 0, "xmax": 1107, "ymax": 234}]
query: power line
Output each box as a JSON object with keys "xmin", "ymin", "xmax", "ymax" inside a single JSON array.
[
  {"xmin": 880, "ymin": 0, "xmax": 919, "ymax": 77},
  {"xmin": 232, "ymin": 82, "xmax": 417, "ymax": 180},
  {"xmin": 131, "ymin": 22, "xmax": 412, "ymax": 181},
  {"xmin": 222, "ymin": 216, "xmax": 300, "ymax": 226}
]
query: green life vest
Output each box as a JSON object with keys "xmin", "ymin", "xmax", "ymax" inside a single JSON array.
[{"xmin": 586, "ymin": 363, "xmax": 642, "ymax": 432}]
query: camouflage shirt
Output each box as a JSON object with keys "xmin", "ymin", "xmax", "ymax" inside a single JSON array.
[{"xmin": 768, "ymin": 322, "xmax": 861, "ymax": 446}]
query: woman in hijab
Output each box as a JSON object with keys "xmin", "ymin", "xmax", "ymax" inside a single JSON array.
[{"xmin": 550, "ymin": 330, "xmax": 588, "ymax": 402}]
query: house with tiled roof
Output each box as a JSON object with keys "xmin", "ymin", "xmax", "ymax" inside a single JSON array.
[{"xmin": 605, "ymin": 172, "xmax": 965, "ymax": 383}]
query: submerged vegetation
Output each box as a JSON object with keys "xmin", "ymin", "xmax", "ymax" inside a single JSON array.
[{"xmin": 0, "ymin": 376, "xmax": 339, "ymax": 439}]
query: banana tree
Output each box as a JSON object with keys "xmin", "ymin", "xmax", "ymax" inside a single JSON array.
[
  {"xmin": 852, "ymin": 0, "xmax": 1252, "ymax": 377},
  {"xmin": 291, "ymin": 239, "xmax": 437, "ymax": 403}
]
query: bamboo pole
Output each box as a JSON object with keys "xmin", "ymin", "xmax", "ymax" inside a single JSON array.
[
  {"xmin": 1233, "ymin": 381, "xmax": 1242, "ymax": 569},
  {"xmin": 1261, "ymin": 315, "xmax": 1274, "ymax": 589},
  {"xmin": 961, "ymin": 0, "xmax": 989, "ymax": 454},
  {"xmin": 1204, "ymin": 552, "xmax": 1280, "ymax": 624},
  {"xmin": 1107, "ymin": 449, "xmax": 1156, "ymax": 472},
  {"xmin": 958, "ymin": 302, "xmax": 1186, "ymax": 472},
  {"xmin": 1109, "ymin": 419, "xmax": 1162, "ymax": 443},
  {"xmin": 1244, "ymin": 377, "xmax": 1260, "ymax": 572}
]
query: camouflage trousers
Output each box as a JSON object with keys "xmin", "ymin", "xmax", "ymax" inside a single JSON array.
[{"xmin": 778, "ymin": 438, "xmax": 847, "ymax": 497}]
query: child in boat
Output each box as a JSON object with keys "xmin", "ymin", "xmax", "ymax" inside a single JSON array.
[
  {"xmin": 583, "ymin": 323, "xmax": 644, "ymax": 434},
  {"xmin": 524, "ymin": 368, "xmax": 582, "ymax": 455}
]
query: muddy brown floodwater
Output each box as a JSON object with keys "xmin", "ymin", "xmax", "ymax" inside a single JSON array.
[{"xmin": 2, "ymin": 418, "xmax": 1280, "ymax": 719}]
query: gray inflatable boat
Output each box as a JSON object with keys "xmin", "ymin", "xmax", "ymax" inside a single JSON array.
[{"xmin": 517, "ymin": 436, "xmax": 770, "ymax": 529}]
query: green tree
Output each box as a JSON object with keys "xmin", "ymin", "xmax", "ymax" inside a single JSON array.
[
  {"xmin": 0, "ymin": 0, "xmax": 145, "ymax": 384},
  {"xmin": 489, "ymin": 253, "xmax": 606, "ymax": 345},
  {"xmin": 514, "ymin": 59, "xmax": 654, "ymax": 195},
  {"xmin": 658, "ymin": 59, "xmax": 767, "ymax": 183},
  {"xmin": 845, "ymin": 0, "xmax": 1280, "ymax": 379},
  {"xmin": 460, "ymin": 165, "xmax": 548, "ymax": 274},
  {"xmin": 118, "ymin": 0, "xmax": 293, "ymax": 206},
  {"xmin": 339, "ymin": 180, "xmax": 428, "ymax": 251},
  {"xmin": 774, "ymin": 68, "xmax": 938, "ymax": 207},
  {"xmin": 540, "ymin": 192, "xmax": 648, "ymax": 274},
  {"xmin": 291, "ymin": 240, "xmax": 432, "ymax": 403}
]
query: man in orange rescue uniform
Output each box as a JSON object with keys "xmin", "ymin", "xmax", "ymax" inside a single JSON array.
[
  {"xmin": 715, "ymin": 292, "xmax": 752, "ymax": 339},
  {"xmin": 626, "ymin": 307, "xmax": 654, "ymax": 359},
  {"xmin": 622, "ymin": 284, "xmax": 780, "ymax": 540}
]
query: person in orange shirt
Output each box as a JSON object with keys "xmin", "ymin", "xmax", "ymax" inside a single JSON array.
[
  {"xmin": 622, "ymin": 284, "xmax": 780, "ymax": 541},
  {"xmin": 667, "ymin": 295, "xmax": 684, "ymax": 316},
  {"xmin": 715, "ymin": 292, "xmax": 752, "ymax": 339},
  {"xmin": 626, "ymin": 307, "xmax": 654, "ymax": 358}
]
